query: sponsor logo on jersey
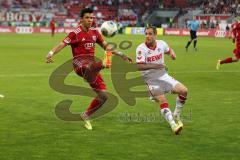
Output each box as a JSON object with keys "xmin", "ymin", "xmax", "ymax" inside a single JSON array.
[
  {"xmin": 84, "ymin": 43, "xmax": 95, "ymax": 49},
  {"xmin": 147, "ymin": 54, "xmax": 162, "ymax": 62}
]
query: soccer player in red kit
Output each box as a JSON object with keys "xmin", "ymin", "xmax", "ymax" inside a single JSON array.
[
  {"xmin": 46, "ymin": 8, "xmax": 132, "ymax": 130},
  {"xmin": 50, "ymin": 19, "xmax": 56, "ymax": 37},
  {"xmin": 216, "ymin": 21, "xmax": 240, "ymax": 69}
]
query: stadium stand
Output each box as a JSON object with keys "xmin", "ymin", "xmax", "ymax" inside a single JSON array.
[{"xmin": 0, "ymin": 0, "xmax": 239, "ymax": 29}]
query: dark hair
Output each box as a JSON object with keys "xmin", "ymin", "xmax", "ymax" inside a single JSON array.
[
  {"xmin": 145, "ymin": 26, "xmax": 157, "ymax": 35},
  {"xmin": 80, "ymin": 8, "xmax": 93, "ymax": 18}
]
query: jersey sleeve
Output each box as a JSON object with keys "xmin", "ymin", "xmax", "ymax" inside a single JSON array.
[
  {"xmin": 96, "ymin": 30, "xmax": 104, "ymax": 45},
  {"xmin": 136, "ymin": 46, "xmax": 146, "ymax": 63},
  {"xmin": 232, "ymin": 28, "xmax": 237, "ymax": 37},
  {"xmin": 160, "ymin": 41, "xmax": 170, "ymax": 53},
  {"xmin": 63, "ymin": 32, "xmax": 77, "ymax": 45}
]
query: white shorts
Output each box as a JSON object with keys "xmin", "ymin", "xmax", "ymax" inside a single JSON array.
[{"xmin": 145, "ymin": 73, "xmax": 180, "ymax": 99}]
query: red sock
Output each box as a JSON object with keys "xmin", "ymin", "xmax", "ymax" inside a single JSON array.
[
  {"xmin": 178, "ymin": 95, "xmax": 187, "ymax": 104},
  {"xmin": 85, "ymin": 98, "xmax": 103, "ymax": 116},
  {"xmin": 160, "ymin": 102, "xmax": 169, "ymax": 109},
  {"xmin": 220, "ymin": 57, "xmax": 233, "ymax": 64}
]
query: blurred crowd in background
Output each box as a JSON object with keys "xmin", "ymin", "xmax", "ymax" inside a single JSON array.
[{"xmin": 0, "ymin": 0, "xmax": 239, "ymax": 30}]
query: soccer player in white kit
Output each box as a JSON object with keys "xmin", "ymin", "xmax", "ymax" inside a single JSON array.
[{"xmin": 136, "ymin": 26, "xmax": 188, "ymax": 135}]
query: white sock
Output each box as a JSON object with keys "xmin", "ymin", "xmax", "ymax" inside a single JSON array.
[
  {"xmin": 174, "ymin": 96, "xmax": 184, "ymax": 117},
  {"xmin": 161, "ymin": 108, "xmax": 176, "ymax": 127},
  {"xmin": 174, "ymin": 106, "xmax": 182, "ymax": 118}
]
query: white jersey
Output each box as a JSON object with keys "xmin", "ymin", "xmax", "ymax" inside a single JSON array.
[
  {"xmin": 136, "ymin": 40, "xmax": 180, "ymax": 96},
  {"xmin": 136, "ymin": 40, "xmax": 169, "ymax": 81}
]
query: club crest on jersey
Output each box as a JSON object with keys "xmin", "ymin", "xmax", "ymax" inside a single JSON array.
[
  {"xmin": 138, "ymin": 51, "xmax": 141, "ymax": 55},
  {"xmin": 92, "ymin": 36, "xmax": 96, "ymax": 41},
  {"xmin": 148, "ymin": 50, "xmax": 152, "ymax": 54},
  {"xmin": 157, "ymin": 48, "xmax": 161, "ymax": 52},
  {"xmin": 82, "ymin": 38, "xmax": 85, "ymax": 41}
]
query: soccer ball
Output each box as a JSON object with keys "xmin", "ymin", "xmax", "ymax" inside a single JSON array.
[{"xmin": 100, "ymin": 21, "xmax": 118, "ymax": 37}]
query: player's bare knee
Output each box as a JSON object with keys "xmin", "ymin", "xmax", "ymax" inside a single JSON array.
[
  {"xmin": 99, "ymin": 93, "xmax": 108, "ymax": 102},
  {"xmin": 179, "ymin": 86, "xmax": 188, "ymax": 97},
  {"xmin": 96, "ymin": 90, "xmax": 108, "ymax": 102}
]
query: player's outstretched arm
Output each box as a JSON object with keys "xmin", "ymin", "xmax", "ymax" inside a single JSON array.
[
  {"xmin": 46, "ymin": 42, "xmax": 67, "ymax": 63},
  {"xmin": 165, "ymin": 48, "xmax": 176, "ymax": 60},
  {"xmin": 111, "ymin": 50, "xmax": 132, "ymax": 63},
  {"xmin": 100, "ymin": 41, "xmax": 132, "ymax": 63}
]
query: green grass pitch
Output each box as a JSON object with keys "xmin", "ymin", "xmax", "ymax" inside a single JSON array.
[{"xmin": 0, "ymin": 33, "xmax": 239, "ymax": 160}]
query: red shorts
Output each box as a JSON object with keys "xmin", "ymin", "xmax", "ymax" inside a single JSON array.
[
  {"xmin": 74, "ymin": 65, "xmax": 106, "ymax": 91},
  {"xmin": 233, "ymin": 49, "xmax": 240, "ymax": 59}
]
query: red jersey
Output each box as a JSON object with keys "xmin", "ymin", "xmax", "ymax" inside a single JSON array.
[
  {"xmin": 63, "ymin": 26, "xmax": 104, "ymax": 59},
  {"xmin": 232, "ymin": 22, "xmax": 240, "ymax": 49},
  {"xmin": 63, "ymin": 26, "xmax": 106, "ymax": 91},
  {"xmin": 50, "ymin": 20, "xmax": 55, "ymax": 29}
]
